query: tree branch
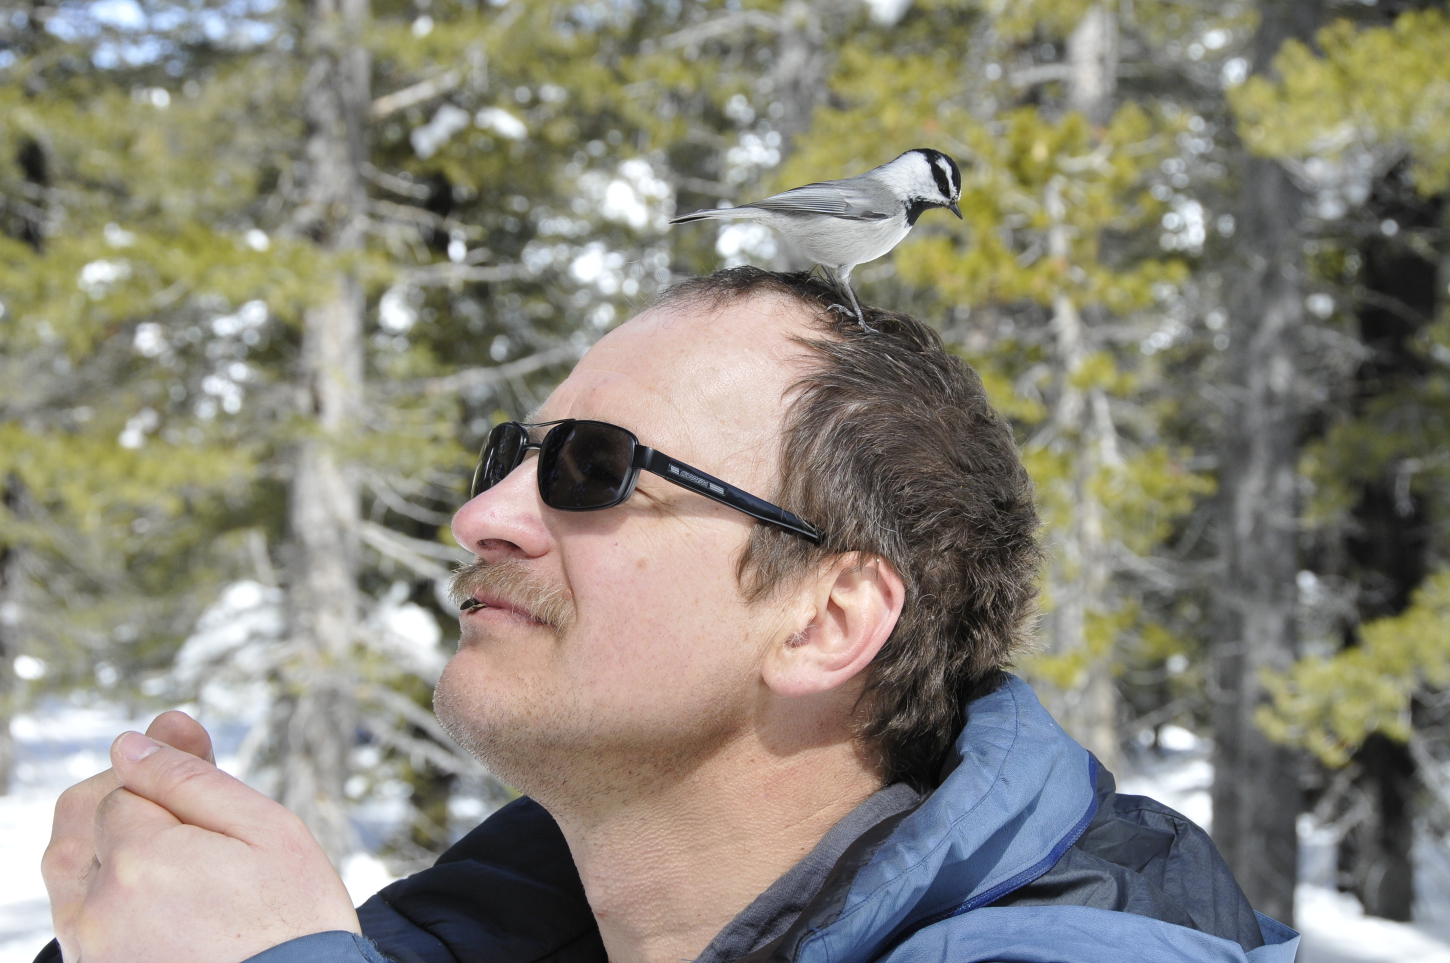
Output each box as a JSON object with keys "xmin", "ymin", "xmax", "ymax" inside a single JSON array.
[
  {"xmin": 660, "ymin": 10, "xmax": 783, "ymax": 48},
  {"xmin": 358, "ymin": 520, "xmax": 466, "ymax": 582},
  {"xmin": 362, "ymin": 164, "xmax": 432, "ymax": 200},
  {"xmin": 401, "ymin": 261, "xmax": 536, "ymax": 288},
  {"xmin": 363, "ymin": 472, "xmax": 457, "ymax": 526},
  {"xmin": 371, "ymin": 71, "xmax": 462, "ymax": 119},
  {"xmin": 399, "ymin": 344, "xmax": 587, "ymax": 398},
  {"xmin": 1009, "ymin": 63, "xmax": 1074, "ymax": 88}
]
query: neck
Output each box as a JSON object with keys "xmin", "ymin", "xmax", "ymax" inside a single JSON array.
[{"xmin": 546, "ymin": 734, "xmax": 883, "ymax": 963}]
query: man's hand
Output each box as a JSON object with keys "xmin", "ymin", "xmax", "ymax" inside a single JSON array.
[
  {"xmin": 42, "ymin": 713, "xmax": 360, "ymax": 963},
  {"xmin": 43, "ymin": 711, "xmax": 216, "ymax": 961}
]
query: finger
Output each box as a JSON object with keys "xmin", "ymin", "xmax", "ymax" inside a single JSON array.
[
  {"xmin": 44, "ymin": 768, "xmax": 122, "ymax": 960},
  {"xmin": 110, "ymin": 732, "xmax": 298, "ymax": 845},
  {"xmin": 48, "ymin": 767, "xmax": 121, "ymax": 852},
  {"xmin": 145, "ymin": 710, "xmax": 215, "ymax": 764},
  {"xmin": 44, "ymin": 768, "xmax": 122, "ymax": 890},
  {"xmin": 93, "ymin": 785, "xmax": 185, "ymax": 866}
]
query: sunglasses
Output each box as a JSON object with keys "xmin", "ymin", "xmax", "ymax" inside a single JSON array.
[{"xmin": 470, "ymin": 419, "xmax": 821, "ymax": 543}]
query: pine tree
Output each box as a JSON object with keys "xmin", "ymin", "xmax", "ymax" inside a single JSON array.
[
  {"xmin": 1204, "ymin": 0, "xmax": 1324, "ymax": 925},
  {"xmin": 0, "ymin": 0, "xmax": 700, "ymax": 857},
  {"xmin": 1234, "ymin": 6, "xmax": 1450, "ymax": 919}
]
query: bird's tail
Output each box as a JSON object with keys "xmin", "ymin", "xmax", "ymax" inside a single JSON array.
[{"xmin": 669, "ymin": 206, "xmax": 763, "ymax": 225}]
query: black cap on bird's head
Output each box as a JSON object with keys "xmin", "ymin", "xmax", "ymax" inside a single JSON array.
[{"xmin": 901, "ymin": 147, "xmax": 963, "ymax": 219}]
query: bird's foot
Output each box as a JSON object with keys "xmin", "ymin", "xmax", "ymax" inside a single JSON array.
[
  {"xmin": 843, "ymin": 286, "xmax": 873, "ymax": 332},
  {"xmin": 827, "ymin": 301, "xmax": 874, "ymax": 331}
]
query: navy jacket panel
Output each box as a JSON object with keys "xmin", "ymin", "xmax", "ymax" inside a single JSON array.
[
  {"xmin": 993, "ymin": 763, "xmax": 1266, "ymax": 950},
  {"xmin": 357, "ymin": 795, "xmax": 606, "ymax": 963}
]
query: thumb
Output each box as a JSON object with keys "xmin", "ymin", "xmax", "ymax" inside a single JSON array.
[{"xmin": 110, "ymin": 732, "xmax": 288, "ymax": 845}]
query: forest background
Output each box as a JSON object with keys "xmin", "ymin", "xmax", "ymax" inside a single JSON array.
[{"xmin": 1, "ymin": 0, "xmax": 1448, "ymax": 930}]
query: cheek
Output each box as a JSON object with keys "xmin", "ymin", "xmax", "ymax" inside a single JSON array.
[{"xmin": 565, "ymin": 536, "xmax": 759, "ymax": 695}]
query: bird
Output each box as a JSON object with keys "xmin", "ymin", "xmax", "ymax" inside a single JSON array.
[{"xmin": 670, "ymin": 148, "xmax": 964, "ymax": 325}]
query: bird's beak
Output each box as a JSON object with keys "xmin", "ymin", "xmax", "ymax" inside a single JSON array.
[{"xmin": 949, "ymin": 202, "xmax": 962, "ymax": 219}]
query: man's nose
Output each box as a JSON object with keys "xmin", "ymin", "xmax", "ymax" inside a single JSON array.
[{"xmin": 451, "ymin": 456, "xmax": 551, "ymax": 561}]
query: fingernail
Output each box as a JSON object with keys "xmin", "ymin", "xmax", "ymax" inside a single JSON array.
[{"xmin": 116, "ymin": 731, "xmax": 161, "ymax": 763}]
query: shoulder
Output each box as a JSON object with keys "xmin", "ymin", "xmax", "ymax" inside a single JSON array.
[{"xmin": 988, "ymin": 763, "xmax": 1268, "ymax": 954}]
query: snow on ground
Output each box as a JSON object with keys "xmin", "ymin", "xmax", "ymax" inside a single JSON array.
[
  {"xmin": 1119, "ymin": 725, "xmax": 1450, "ymax": 963},
  {"xmin": 1296, "ymin": 885, "xmax": 1450, "ymax": 963},
  {"xmin": 2, "ymin": 709, "xmax": 1448, "ymax": 962}
]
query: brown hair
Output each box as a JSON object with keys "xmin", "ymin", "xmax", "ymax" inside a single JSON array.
[{"xmin": 653, "ymin": 267, "xmax": 1041, "ymax": 790}]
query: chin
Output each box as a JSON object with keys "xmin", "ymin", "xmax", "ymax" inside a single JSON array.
[
  {"xmin": 434, "ymin": 658, "xmax": 530, "ymax": 787},
  {"xmin": 432, "ymin": 643, "xmax": 757, "ymax": 803}
]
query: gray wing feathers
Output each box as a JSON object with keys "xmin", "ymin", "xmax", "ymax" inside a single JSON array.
[
  {"xmin": 671, "ymin": 176, "xmax": 895, "ymax": 224},
  {"xmin": 742, "ymin": 179, "xmax": 893, "ymax": 220}
]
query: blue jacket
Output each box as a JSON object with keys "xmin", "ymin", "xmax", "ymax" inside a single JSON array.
[{"xmin": 35, "ymin": 676, "xmax": 1299, "ymax": 963}]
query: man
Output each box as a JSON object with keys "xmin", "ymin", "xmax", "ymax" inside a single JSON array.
[{"xmin": 39, "ymin": 268, "xmax": 1299, "ymax": 963}]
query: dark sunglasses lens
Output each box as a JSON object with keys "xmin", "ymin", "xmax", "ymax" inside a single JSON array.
[
  {"xmin": 472, "ymin": 423, "xmax": 527, "ymax": 498},
  {"xmin": 538, "ymin": 421, "xmax": 634, "ymax": 510}
]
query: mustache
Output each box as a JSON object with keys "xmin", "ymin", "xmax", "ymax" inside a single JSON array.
[{"xmin": 448, "ymin": 558, "xmax": 576, "ymax": 632}]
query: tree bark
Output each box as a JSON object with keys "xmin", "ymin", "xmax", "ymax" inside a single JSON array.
[
  {"xmin": 1210, "ymin": 0, "xmax": 1322, "ymax": 927},
  {"xmin": 768, "ymin": 0, "xmax": 828, "ymax": 149},
  {"xmin": 1035, "ymin": 4, "xmax": 1122, "ymax": 774},
  {"xmin": 0, "ymin": 507, "xmax": 18, "ymax": 795},
  {"xmin": 271, "ymin": 0, "xmax": 371, "ymax": 866},
  {"xmin": 767, "ymin": 0, "xmax": 829, "ymax": 274},
  {"xmin": 1066, "ymin": 3, "xmax": 1118, "ymax": 127}
]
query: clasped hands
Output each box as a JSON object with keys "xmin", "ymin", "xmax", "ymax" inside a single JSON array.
[{"xmin": 42, "ymin": 711, "xmax": 360, "ymax": 963}]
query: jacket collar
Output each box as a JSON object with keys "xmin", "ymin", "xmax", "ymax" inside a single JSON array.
[{"xmin": 739, "ymin": 675, "xmax": 1099, "ymax": 963}]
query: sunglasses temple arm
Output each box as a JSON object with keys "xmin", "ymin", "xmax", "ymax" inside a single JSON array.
[{"xmin": 636, "ymin": 448, "xmax": 821, "ymax": 544}]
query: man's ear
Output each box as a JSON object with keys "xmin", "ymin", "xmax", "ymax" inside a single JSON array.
[{"xmin": 761, "ymin": 553, "xmax": 905, "ymax": 698}]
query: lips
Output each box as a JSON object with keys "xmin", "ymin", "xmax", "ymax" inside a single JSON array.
[{"xmin": 459, "ymin": 592, "xmax": 544, "ymax": 624}]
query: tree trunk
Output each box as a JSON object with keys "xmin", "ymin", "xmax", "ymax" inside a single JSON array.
[
  {"xmin": 0, "ymin": 505, "xmax": 18, "ymax": 795},
  {"xmin": 1066, "ymin": 3, "xmax": 1118, "ymax": 127},
  {"xmin": 768, "ymin": 0, "xmax": 828, "ymax": 274},
  {"xmin": 1333, "ymin": 173, "xmax": 1442, "ymax": 921},
  {"xmin": 1340, "ymin": 734, "xmax": 1415, "ymax": 920},
  {"xmin": 1210, "ymin": 0, "xmax": 1322, "ymax": 926},
  {"xmin": 1035, "ymin": 4, "xmax": 1122, "ymax": 774},
  {"xmin": 271, "ymin": 0, "xmax": 371, "ymax": 867},
  {"xmin": 768, "ymin": 0, "xmax": 828, "ymax": 149}
]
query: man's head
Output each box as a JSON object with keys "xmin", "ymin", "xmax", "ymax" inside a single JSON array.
[{"xmin": 437, "ymin": 268, "xmax": 1039, "ymax": 801}]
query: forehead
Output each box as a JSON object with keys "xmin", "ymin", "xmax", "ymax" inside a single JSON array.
[{"xmin": 539, "ymin": 292, "xmax": 815, "ymax": 471}]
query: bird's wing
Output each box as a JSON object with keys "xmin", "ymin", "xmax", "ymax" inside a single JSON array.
[{"xmin": 742, "ymin": 179, "xmax": 895, "ymax": 221}]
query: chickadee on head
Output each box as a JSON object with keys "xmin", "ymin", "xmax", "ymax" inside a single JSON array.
[
  {"xmin": 670, "ymin": 146, "xmax": 967, "ymax": 326},
  {"xmin": 881, "ymin": 148, "xmax": 964, "ymax": 224}
]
